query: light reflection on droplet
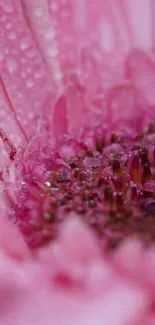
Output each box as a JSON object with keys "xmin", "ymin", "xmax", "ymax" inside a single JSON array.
[
  {"xmin": 26, "ymin": 78, "xmax": 35, "ymax": 88},
  {"xmin": 26, "ymin": 49, "xmax": 36, "ymax": 58},
  {"xmin": 34, "ymin": 8, "xmax": 43, "ymax": 18},
  {"xmin": 6, "ymin": 57, "xmax": 18, "ymax": 74},
  {"xmin": 5, "ymin": 22, "xmax": 12, "ymax": 30},
  {"xmin": 34, "ymin": 69, "xmax": 45, "ymax": 79},
  {"xmin": 44, "ymin": 27, "xmax": 55, "ymax": 41},
  {"xmin": 47, "ymin": 45, "xmax": 58, "ymax": 58},
  {"xmin": 50, "ymin": 3, "xmax": 59, "ymax": 12},
  {"xmin": 20, "ymin": 37, "xmax": 31, "ymax": 50},
  {"xmin": 8, "ymin": 31, "xmax": 17, "ymax": 40}
]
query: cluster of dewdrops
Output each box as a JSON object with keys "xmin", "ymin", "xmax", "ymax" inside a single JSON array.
[{"xmin": 11, "ymin": 122, "xmax": 155, "ymax": 251}]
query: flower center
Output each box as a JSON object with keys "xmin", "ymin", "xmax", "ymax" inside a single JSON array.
[{"xmin": 10, "ymin": 122, "xmax": 155, "ymax": 251}]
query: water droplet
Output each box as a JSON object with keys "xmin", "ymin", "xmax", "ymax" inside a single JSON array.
[
  {"xmin": 61, "ymin": 9, "xmax": 68, "ymax": 19},
  {"xmin": 5, "ymin": 22, "xmax": 12, "ymax": 30},
  {"xmin": 55, "ymin": 71, "xmax": 62, "ymax": 80},
  {"xmin": 100, "ymin": 20, "xmax": 114, "ymax": 51},
  {"xmin": 26, "ymin": 78, "xmax": 34, "ymax": 88},
  {"xmin": 44, "ymin": 27, "xmax": 55, "ymax": 40},
  {"xmin": 20, "ymin": 37, "xmax": 31, "ymax": 50},
  {"xmin": 34, "ymin": 69, "xmax": 45, "ymax": 79},
  {"xmin": 45, "ymin": 181, "xmax": 51, "ymax": 187},
  {"xmin": 42, "ymin": 16, "xmax": 49, "ymax": 24},
  {"xmin": 26, "ymin": 48, "xmax": 36, "ymax": 58},
  {"xmin": 20, "ymin": 58, "xmax": 26, "ymax": 64},
  {"xmin": 0, "ymin": 1, "xmax": 14, "ymax": 13},
  {"xmin": 34, "ymin": 8, "xmax": 43, "ymax": 18},
  {"xmin": 6, "ymin": 57, "xmax": 18, "ymax": 74},
  {"xmin": 8, "ymin": 32, "xmax": 16, "ymax": 40},
  {"xmin": 27, "ymin": 67, "xmax": 32, "ymax": 74},
  {"xmin": 47, "ymin": 45, "xmax": 58, "ymax": 58},
  {"xmin": 28, "ymin": 111, "xmax": 34, "ymax": 119},
  {"xmin": 21, "ymin": 70, "xmax": 27, "ymax": 78},
  {"xmin": 50, "ymin": 3, "xmax": 59, "ymax": 12},
  {"xmin": 17, "ymin": 92, "xmax": 23, "ymax": 99}
]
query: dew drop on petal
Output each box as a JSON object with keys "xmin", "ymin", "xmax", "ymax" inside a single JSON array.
[
  {"xmin": 47, "ymin": 45, "xmax": 58, "ymax": 58},
  {"xmin": 44, "ymin": 27, "xmax": 55, "ymax": 41},
  {"xmin": 21, "ymin": 70, "xmax": 26, "ymax": 78},
  {"xmin": 34, "ymin": 69, "xmax": 45, "ymax": 79},
  {"xmin": 0, "ymin": 0, "xmax": 14, "ymax": 13},
  {"xmin": 26, "ymin": 48, "xmax": 36, "ymax": 58},
  {"xmin": 100, "ymin": 20, "xmax": 114, "ymax": 52},
  {"xmin": 19, "ymin": 37, "xmax": 31, "ymax": 50},
  {"xmin": 26, "ymin": 78, "xmax": 35, "ymax": 88},
  {"xmin": 6, "ymin": 57, "xmax": 18, "ymax": 74},
  {"xmin": 28, "ymin": 111, "xmax": 35, "ymax": 119},
  {"xmin": 33, "ymin": 7, "xmax": 43, "ymax": 18},
  {"xmin": 5, "ymin": 22, "xmax": 12, "ymax": 30},
  {"xmin": 8, "ymin": 32, "xmax": 17, "ymax": 40},
  {"xmin": 45, "ymin": 181, "xmax": 51, "ymax": 187},
  {"xmin": 50, "ymin": 3, "xmax": 59, "ymax": 12},
  {"xmin": 20, "ymin": 58, "xmax": 26, "ymax": 64}
]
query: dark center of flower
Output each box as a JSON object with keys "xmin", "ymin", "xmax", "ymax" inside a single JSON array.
[{"xmin": 9, "ymin": 122, "xmax": 155, "ymax": 251}]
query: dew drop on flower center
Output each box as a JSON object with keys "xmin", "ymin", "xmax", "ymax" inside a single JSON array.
[{"xmin": 4, "ymin": 116, "xmax": 155, "ymax": 252}]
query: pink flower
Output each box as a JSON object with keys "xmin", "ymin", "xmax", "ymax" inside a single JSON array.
[{"xmin": 0, "ymin": 0, "xmax": 155, "ymax": 324}]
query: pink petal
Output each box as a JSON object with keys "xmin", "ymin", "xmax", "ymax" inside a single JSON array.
[
  {"xmin": 0, "ymin": 0, "xmax": 53, "ymax": 138},
  {"xmin": 0, "ymin": 193, "xmax": 30, "ymax": 260},
  {"xmin": 58, "ymin": 216, "xmax": 102, "ymax": 264},
  {"xmin": 0, "ymin": 1, "xmax": 155, "ymax": 325},
  {"xmin": 0, "ymin": 219, "xmax": 150, "ymax": 325},
  {"xmin": 52, "ymin": 95, "xmax": 68, "ymax": 138},
  {"xmin": 126, "ymin": 49, "xmax": 155, "ymax": 105},
  {"xmin": 0, "ymin": 219, "xmax": 31, "ymax": 260},
  {"xmin": 22, "ymin": 0, "xmax": 62, "ymax": 90},
  {"xmin": 118, "ymin": 0, "xmax": 153, "ymax": 49}
]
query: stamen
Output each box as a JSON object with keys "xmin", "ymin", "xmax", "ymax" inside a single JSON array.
[
  {"xmin": 9, "ymin": 121, "xmax": 155, "ymax": 251},
  {"xmin": 111, "ymin": 158, "xmax": 122, "ymax": 175},
  {"xmin": 96, "ymin": 135, "xmax": 104, "ymax": 153},
  {"xmin": 111, "ymin": 131, "xmax": 120, "ymax": 143},
  {"xmin": 129, "ymin": 155, "xmax": 142, "ymax": 182}
]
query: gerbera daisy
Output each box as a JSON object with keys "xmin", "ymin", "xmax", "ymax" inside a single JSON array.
[{"xmin": 0, "ymin": 0, "xmax": 155, "ymax": 324}]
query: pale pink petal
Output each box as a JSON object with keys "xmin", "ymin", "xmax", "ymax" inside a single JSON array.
[
  {"xmin": 22, "ymin": 0, "xmax": 62, "ymax": 90},
  {"xmin": 58, "ymin": 216, "xmax": 102, "ymax": 264},
  {"xmin": 0, "ymin": 219, "xmax": 150, "ymax": 325},
  {"xmin": 126, "ymin": 49, "xmax": 155, "ymax": 105},
  {"xmin": 0, "ymin": 0, "xmax": 53, "ymax": 138},
  {"xmin": 0, "ymin": 1, "xmax": 154, "ymax": 325},
  {"xmin": 0, "ymin": 193, "xmax": 31, "ymax": 260},
  {"xmin": 52, "ymin": 95, "xmax": 68, "ymax": 137},
  {"xmin": 118, "ymin": 0, "xmax": 153, "ymax": 49}
]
